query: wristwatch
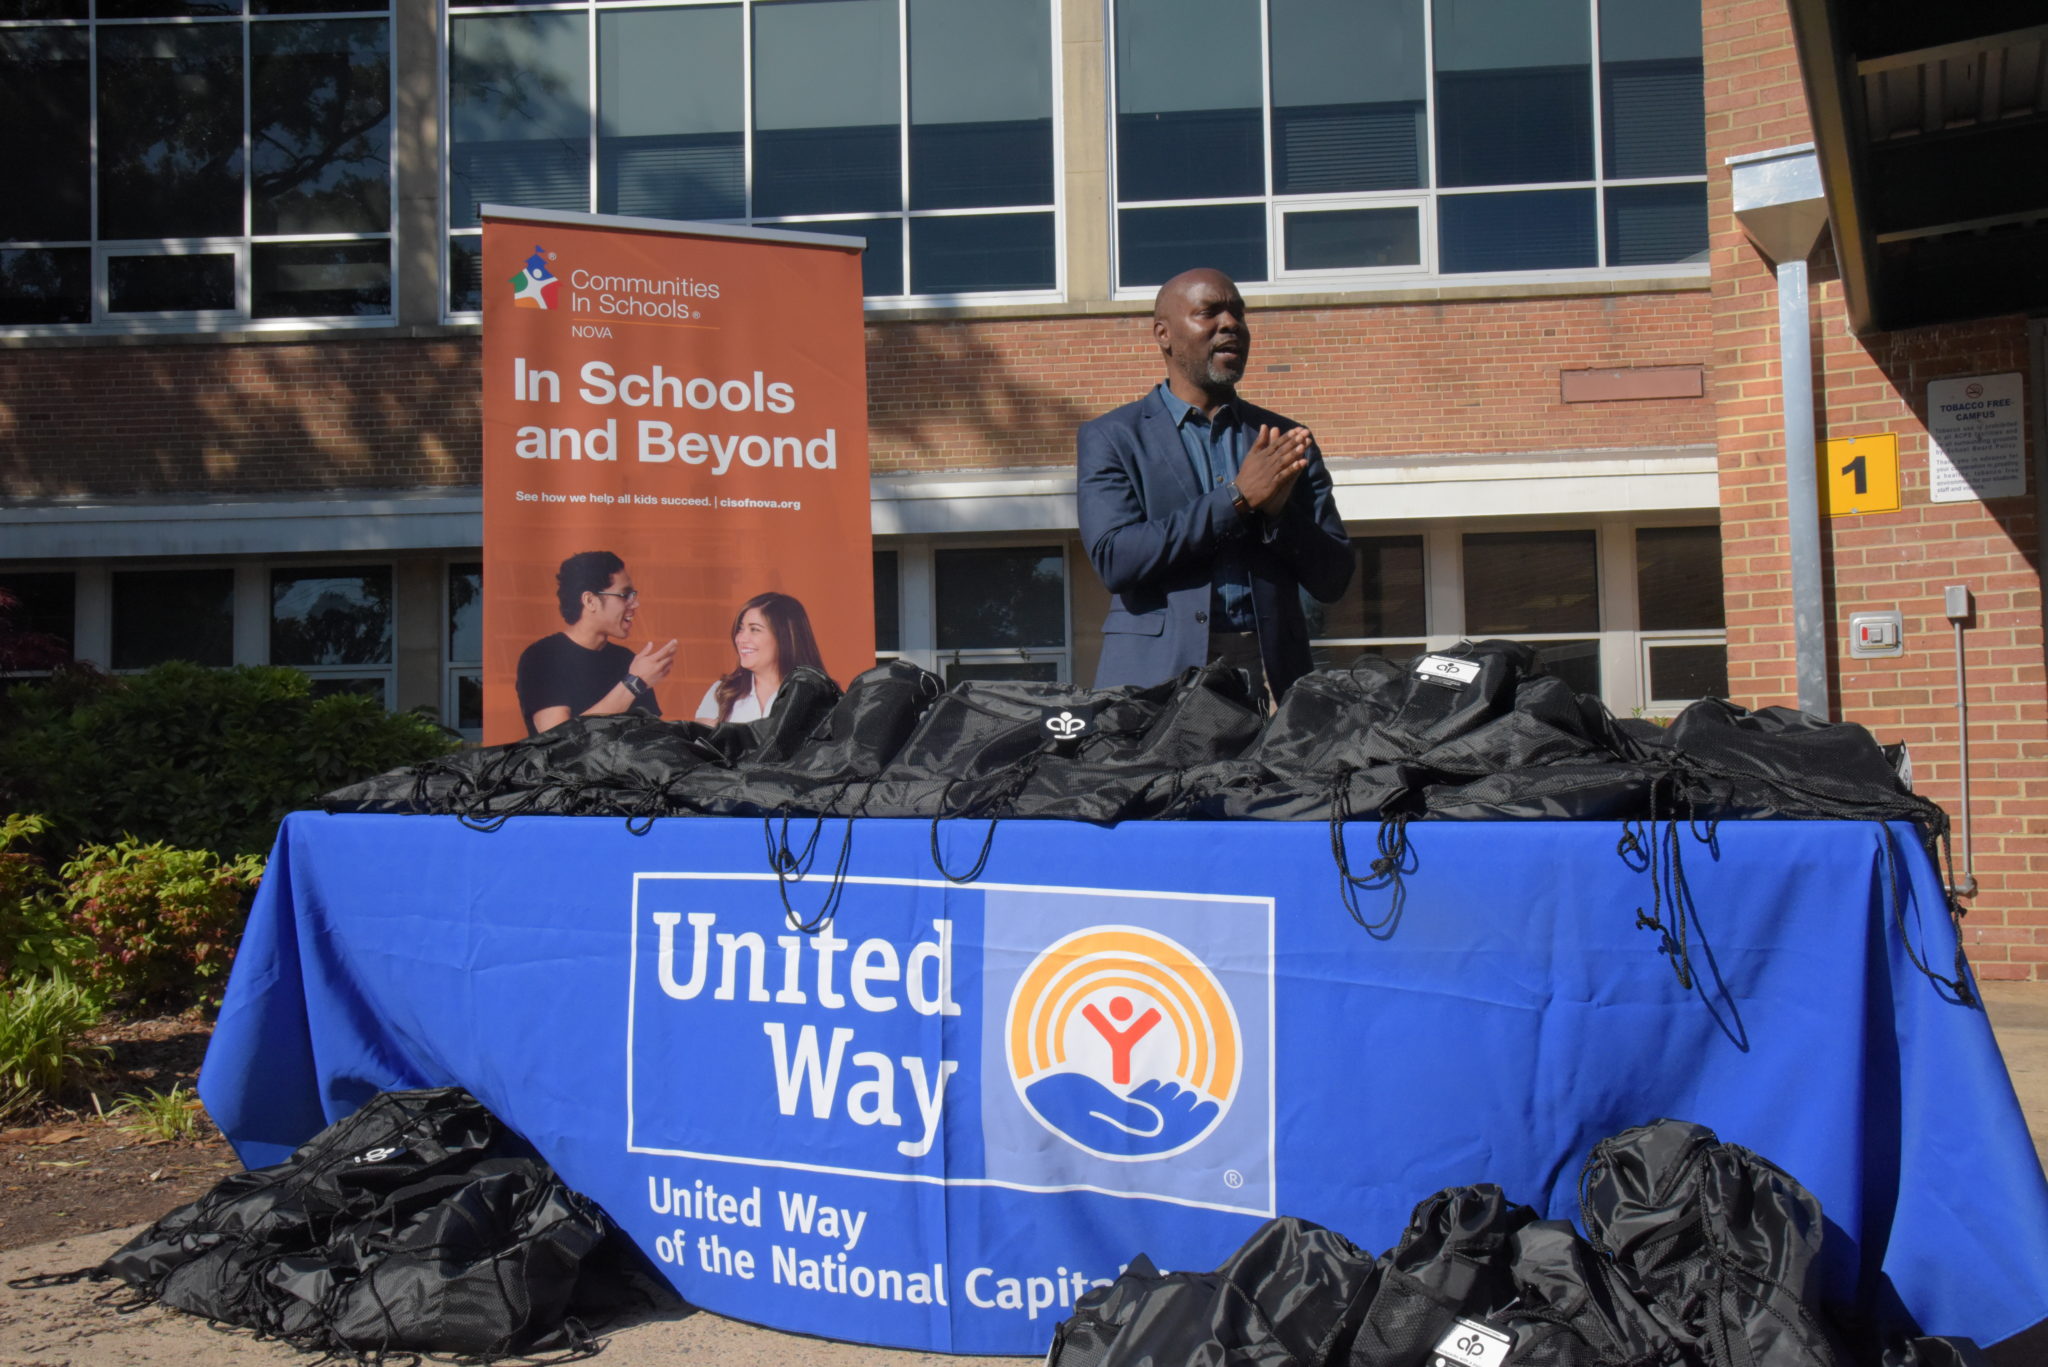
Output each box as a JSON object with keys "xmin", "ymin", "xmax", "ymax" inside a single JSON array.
[
  {"xmin": 622, "ymin": 673, "xmax": 652, "ymax": 700},
  {"xmin": 1226, "ymin": 480, "xmax": 1253, "ymax": 518}
]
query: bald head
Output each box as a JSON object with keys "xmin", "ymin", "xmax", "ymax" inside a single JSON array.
[{"xmin": 1152, "ymin": 268, "xmax": 1250, "ymax": 407}]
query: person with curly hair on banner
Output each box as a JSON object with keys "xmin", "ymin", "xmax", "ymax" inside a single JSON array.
[
  {"xmin": 695, "ymin": 590, "xmax": 829, "ymax": 725},
  {"xmin": 516, "ymin": 550, "xmax": 677, "ymax": 736}
]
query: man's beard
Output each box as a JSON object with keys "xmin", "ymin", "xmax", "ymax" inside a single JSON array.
[{"xmin": 1204, "ymin": 352, "xmax": 1246, "ymax": 387}]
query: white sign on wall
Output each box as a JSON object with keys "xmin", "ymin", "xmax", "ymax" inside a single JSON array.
[{"xmin": 1927, "ymin": 373, "xmax": 2026, "ymax": 504}]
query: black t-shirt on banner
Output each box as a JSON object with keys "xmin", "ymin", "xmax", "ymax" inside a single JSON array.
[{"xmin": 515, "ymin": 633, "xmax": 660, "ymax": 736}]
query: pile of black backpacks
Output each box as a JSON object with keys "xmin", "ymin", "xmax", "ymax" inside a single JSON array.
[
  {"xmin": 326, "ymin": 640, "xmax": 1970, "ymax": 997},
  {"xmin": 1044, "ymin": 1118, "xmax": 1993, "ymax": 1367}
]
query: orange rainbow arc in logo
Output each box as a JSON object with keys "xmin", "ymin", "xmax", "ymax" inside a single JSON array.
[{"xmin": 1006, "ymin": 926, "xmax": 1241, "ymax": 1163}]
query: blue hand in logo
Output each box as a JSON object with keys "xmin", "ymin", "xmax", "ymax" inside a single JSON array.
[{"xmin": 1024, "ymin": 1072, "xmax": 1220, "ymax": 1157}]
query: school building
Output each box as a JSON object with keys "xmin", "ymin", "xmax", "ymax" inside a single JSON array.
[{"xmin": 2, "ymin": 2, "xmax": 2042, "ymax": 974}]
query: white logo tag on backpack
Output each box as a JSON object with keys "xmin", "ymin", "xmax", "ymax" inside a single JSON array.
[
  {"xmin": 1430, "ymin": 1318, "xmax": 1513, "ymax": 1367},
  {"xmin": 1415, "ymin": 655, "xmax": 1481, "ymax": 689}
]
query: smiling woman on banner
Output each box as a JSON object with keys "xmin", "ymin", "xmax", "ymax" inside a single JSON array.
[
  {"xmin": 696, "ymin": 591, "xmax": 827, "ymax": 725},
  {"xmin": 516, "ymin": 550, "xmax": 678, "ymax": 736}
]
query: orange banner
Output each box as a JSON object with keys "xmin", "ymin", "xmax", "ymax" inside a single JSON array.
[{"xmin": 481, "ymin": 210, "xmax": 872, "ymax": 746}]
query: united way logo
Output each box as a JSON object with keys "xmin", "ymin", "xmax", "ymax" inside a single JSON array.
[
  {"xmin": 510, "ymin": 245, "xmax": 560, "ymax": 309},
  {"xmin": 1006, "ymin": 926, "xmax": 1240, "ymax": 1161}
]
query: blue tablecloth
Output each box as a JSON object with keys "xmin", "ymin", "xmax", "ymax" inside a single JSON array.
[{"xmin": 202, "ymin": 813, "xmax": 2048, "ymax": 1355}]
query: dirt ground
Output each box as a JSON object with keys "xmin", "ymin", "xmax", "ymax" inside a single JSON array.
[{"xmin": 0, "ymin": 1016, "xmax": 239, "ymax": 1255}]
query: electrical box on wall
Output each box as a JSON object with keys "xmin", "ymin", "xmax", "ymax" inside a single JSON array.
[{"xmin": 1849, "ymin": 610, "xmax": 1904, "ymax": 659}]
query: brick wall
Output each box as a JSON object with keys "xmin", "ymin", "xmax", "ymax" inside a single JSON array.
[
  {"xmin": 867, "ymin": 295, "xmax": 1715, "ymax": 472},
  {"xmin": 1706, "ymin": 1, "xmax": 2047, "ymax": 978},
  {"xmin": 1, "ymin": 289, "xmax": 1714, "ymax": 499},
  {"xmin": 0, "ymin": 338, "xmax": 483, "ymax": 497}
]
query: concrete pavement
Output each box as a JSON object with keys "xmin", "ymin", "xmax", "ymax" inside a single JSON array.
[{"xmin": 5, "ymin": 982, "xmax": 2045, "ymax": 1366}]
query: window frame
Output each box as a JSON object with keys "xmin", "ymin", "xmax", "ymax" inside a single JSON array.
[
  {"xmin": 875, "ymin": 536, "xmax": 1074, "ymax": 685},
  {"xmin": 439, "ymin": 0, "xmax": 1066, "ymax": 319},
  {"xmin": 1304, "ymin": 514, "xmax": 1725, "ymax": 715},
  {"xmin": 0, "ymin": 5, "xmax": 400, "ymax": 336},
  {"xmin": 1105, "ymin": 0, "xmax": 1708, "ymax": 300}
]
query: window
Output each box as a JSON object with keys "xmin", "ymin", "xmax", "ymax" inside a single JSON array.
[
  {"xmin": 1110, "ymin": 0, "xmax": 1705, "ymax": 290},
  {"xmin": 447, "ymin": 561, "xmax": 482, "ymax": 738},
  {"xmin": 1462, "ymin": 527, "xmax": 1601, "ymax": 693},
  {"xmin": 446, "ymin": 0, "xmax": 1058, "ymax": 310},
  {"xmin": 111, "ymin": 567, "xmax": 235, "ymax": 669},
  {"xmin": 0, "ymin": 6, "xmax": 394, "ymax": 329},
  {"xmin": 0, "ymin": 570, "xmax": 76, "ymax": 672},
  {"xmin": 270, "ymin": 566, "xmax": 394, "ymax": 703},
  {"xmin": 1635, "ymin": 524, "xmax": 1725, "ymax": 706},
  {"xmin": 933, "ymin": 545, "xmax": 1068, "ymax": 684},
  {"xmin": 873, "ymin": 550, "xmax": 900, "ymax": 660},
  {"xmin": 1301, "ymin": 535, "xmax": 1427, "ymax": 669}
]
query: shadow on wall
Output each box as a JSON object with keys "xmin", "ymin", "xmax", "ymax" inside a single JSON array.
[
  {"xmin": 0, "ymin": 337, "xmax": 484, "ymax": 498},
  {"xmin": 864, "ymin": 318, "xmax": 1152, "ymax": 474}
]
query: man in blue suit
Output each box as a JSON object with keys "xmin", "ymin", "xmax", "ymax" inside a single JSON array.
[{"xmin": 1077, "ymin": 268, "xmax": 1353, "ymax": 700}]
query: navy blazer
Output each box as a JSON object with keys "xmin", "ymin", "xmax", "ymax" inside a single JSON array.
[{"xmin": 1077, "ymin": 387, "xmax": 1352, "ymax": 695}]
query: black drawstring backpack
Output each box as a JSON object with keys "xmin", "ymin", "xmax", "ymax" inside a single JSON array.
[{"xmin": 84, "ymin": 1087, "xmax": 624, "ymax": 1360}]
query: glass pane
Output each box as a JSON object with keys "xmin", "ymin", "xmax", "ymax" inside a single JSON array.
[
  {"xmin": 1635, "ymin": 525, "xmax": 1724, "ymax": 630},
  {"xmin": 449, "ymin": 562, "xmax": 482, "ymax": 663},
  {"xmin": 1115, "ymin": 0, "xmax": 1262, "ymax": 201},
  {"xmin": 1605, "ymin": 182, "xmax": 1707, "ymax": 266},
  {"xmin": 1283, "ymin": 207, "xmax": 1420, "ymax": 271},
  {"xmin": 805, "ymin": 217, "xmax": 902, "ymax": 297},
  {"xmin": 0, "ymin": 27, "xmax": 90, "ymax": 242},
  {"xmin": 456, "ymin": 672, "xmax": 484, "ymax": 731},
  {"xmin": 252, "ymin": 241, "xmax": 390, "ymax": 317},
  {"xmin": 1271, "ymin": 0, "xmax": 1425, "ymax": 193},
  {"xmin": 1464, "ymin": 529, "xmax": 1597, "ymax": 633},
  {"xmin": 111, "ymin": 568, "xmax": 234, "ymax": 669},
  {"xmin": 1439, "ymin": 189, "xmax": 1594, "ymax": 273},
  {"xmin": 449, "ymin": 234, "xmax": 483, "ymax": 312},
  {"xmin": 305, "ymin": 675, "xmax": 387, "ymax": 702},
  {"xmin": 251, "ymin": 18, "xmax": 391, "ymax": 235},
  {"xmin": 1532, "ymin": 638, "xmax": 1599, "ymax": 695},
  {"xmin": 911, "ymin": 212, "xmax": 1054, "ymax": 294},
  {"xmin": 935, "ymin": 546, "xmax": 1063, "ymax": 649},
  {"xmin": 753, "ymin": 0, "xmax": 899, "ymax": 217},
  {"xmin": 1118, "ymin": 204, "xmax": 1267, "ymax": 289},
  {"xmin": 99, "ymin": 1, "xmax": 239, "ymax": 14},
  {"xmin": 1433, "ymin": 0, "xmax": 1591, "ymax": 188},
  {"xmin": 0, "ymin": 570, "xmax": 75, "ymax": 668},
  {"xmin": 1362, "ymin": 536, "xmax": 1427, "ymax": 637},
  {"xmin": 1647, "ymin": 643, "xmax": 1727, "ymax": 701},
  {"xmin": 598, "ymin": 6, "xmax": 745, "ymax": 222},
  {"xmin": 0, "ymin": 3, "xmax": 88, "ymax": 17},
  {"xmin": 1601, "ymin": 0, "xmax": 1704, "ymax": 178},
  {"xmin": 108, "ymin": 254, "xmax": 236, "ymax": 312},
  {"xmin": 448, "ymin": 12, "xmax": 589, "ymax": 230},
  {"xmin": 98, "ymin": 24, "xmax": 245, "ymax": 240},
  {"xmin": 873, "ymin": 550, "xmax": 899, "ymax": 653},
  {"xmin": 0, "ymin": 247, "xmax": 90, "ymax": 325},
  {"xmin": 271, "ymin": 567, "xmax": 393, "ymax": 666},
  {"xmin": 946, "ymin": 659, "xmax": 1060, "ymax": 685},
  {"xmin": 910, "ymin": 0, "xmax": 1051, "ymax": 210},
  {"xmin": 255, "ymin": 0, "xmax": 386, "ymax": 12}
]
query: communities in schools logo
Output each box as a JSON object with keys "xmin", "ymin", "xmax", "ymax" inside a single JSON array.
[
  {"xmin": 510, "ymin": 245, "xmax": 561, "ymax": 309},
  {"xmin": 1006, "ymin": 927, "xmax": 1240, "ymax": 1161}
]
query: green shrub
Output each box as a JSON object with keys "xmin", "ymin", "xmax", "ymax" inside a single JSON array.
[
  {"xmin": 59, "ymin": 839, "xmax": 267, "ymax": 1010},
  {"xmin": 0, "ymin": 974, "xmax": 107, "ymax": 1123},
  {"xmin": 0, "ymin": 813, "xmax": 93, "ymax": 982},
  {"xmin": 0, "ymin": 661, "xmax": 457, "ymax": 859}
]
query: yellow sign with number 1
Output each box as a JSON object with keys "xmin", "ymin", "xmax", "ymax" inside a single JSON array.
[{"xmin": 1822, "ymin": 433, "xmax": 1900, "ymax": 516}]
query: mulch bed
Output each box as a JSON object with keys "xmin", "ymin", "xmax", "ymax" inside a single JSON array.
[{"xmin": 0, "ymin": 1015, "xmax": 240, "ymax": 1253}]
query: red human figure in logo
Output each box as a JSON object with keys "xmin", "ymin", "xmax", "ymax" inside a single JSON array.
[{"xmin": 1081, "ymin": 995, "xmax": 1163, "ymax": 1086}]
